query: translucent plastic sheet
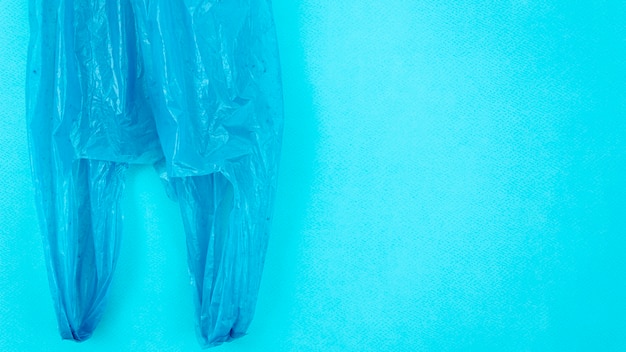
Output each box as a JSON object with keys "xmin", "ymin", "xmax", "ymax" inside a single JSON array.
[{"xmin": 26, "ymin": 0, "xmax": 283, "ymax": 347}]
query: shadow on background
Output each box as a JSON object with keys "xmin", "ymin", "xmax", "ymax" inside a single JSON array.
[
  {"xmin": 248, "ymin": 0, "xmax": 319, "ymax": 344},
  {"xmin": 95, "ymin": 164, "xmax": 194, "ymax": 346}
]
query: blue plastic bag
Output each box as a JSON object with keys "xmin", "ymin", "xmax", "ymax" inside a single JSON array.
[{"xmin": 26, "ymin": 0, "xmax": 283, "ymax": 347}]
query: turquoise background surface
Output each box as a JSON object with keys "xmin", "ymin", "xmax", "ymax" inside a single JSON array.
[{"xmin": 1, "ymin": 0, "xmax": 625, "ymax": 350}]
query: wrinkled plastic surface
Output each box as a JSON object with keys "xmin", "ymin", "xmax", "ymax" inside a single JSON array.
[{"xmin": 26, "ymin": 0, "xmax": 283, "ymax": 347}]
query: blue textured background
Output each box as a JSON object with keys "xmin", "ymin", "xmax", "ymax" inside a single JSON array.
[{"xmin": 1, "ymin": 1, "xmax": 625, "ymax": 351}]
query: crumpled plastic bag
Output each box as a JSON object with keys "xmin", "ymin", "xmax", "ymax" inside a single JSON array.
[{"xmin": 26, "ymin": 0, "xmax": 283, "ymax": 347}]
